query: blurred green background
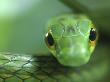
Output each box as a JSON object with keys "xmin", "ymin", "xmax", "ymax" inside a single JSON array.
[{"xmin": 0, "ymin": 0, "xmax": 110, "ymax": 82}]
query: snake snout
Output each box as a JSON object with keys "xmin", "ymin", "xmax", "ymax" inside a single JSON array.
[{"xmin": 56, "ymin": 44, "xmax": 90, "ymax": 67}]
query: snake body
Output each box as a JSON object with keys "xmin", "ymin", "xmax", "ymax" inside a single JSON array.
[{"xmin": 0, "ymin": 0, "xmax": 109, "ymax": 82}]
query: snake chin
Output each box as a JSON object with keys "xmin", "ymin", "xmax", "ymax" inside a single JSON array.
[{"xmin": 55, "ymin": 48, "xmax": 90, "ymax": 67}]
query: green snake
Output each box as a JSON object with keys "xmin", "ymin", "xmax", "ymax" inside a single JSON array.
[
  {"xmin": 45, "ymin": 14, "xmax": 97, "ymax": 67},
  {"xmin": 0, "ymin": 0, "xmax": 109, "ymax": 82}
]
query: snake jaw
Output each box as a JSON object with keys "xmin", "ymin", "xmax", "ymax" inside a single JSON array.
[{"xmin": 55, "ymin": 37, "xmax": 91, "ymax": 67}]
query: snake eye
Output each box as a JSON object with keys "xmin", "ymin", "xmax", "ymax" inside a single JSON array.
[
  {"xmin": 45, "ymin": 32, "xmax": 55, "ymax": 48},
  {"xmin": 89, "ymin": 28, "xmax": 97, "ymax": 41}
]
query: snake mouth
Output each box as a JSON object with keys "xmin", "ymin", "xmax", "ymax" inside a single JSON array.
[{"xmin": 56, "ymin": 48, "xmax": 90, "ymax": 67}]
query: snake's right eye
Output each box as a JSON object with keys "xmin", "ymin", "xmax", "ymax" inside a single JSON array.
[
  {"xmin": 89, "ymin": 28, "xmax": 97, "ymax": 41},
  {"xmin": 45, "ymin": 32, "xmax": 55, "ymax": 48},
  {"xmin": 89, "ymin": 28, "xmax": 97, "ymax": 46}
]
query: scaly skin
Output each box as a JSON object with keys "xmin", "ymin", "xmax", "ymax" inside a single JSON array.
[
  {"xmin": 45, "ymin": 14, "xmax": 96, "ymax": 66},
  {"xmin": 0, "ymin": 0, "xmax": 109, "ymax": 82},
  {"xmin": 0, "ymin": 44, "xmax": 109, "ymax": 82}
]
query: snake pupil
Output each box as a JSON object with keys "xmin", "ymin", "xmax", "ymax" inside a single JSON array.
[
  {"xmin": 45, "ymin": 32, "xmax": 54, "ymax": 46},
  {"xmin": 89, "ymin": 28, "xmax": 96, "ymax": 41}
]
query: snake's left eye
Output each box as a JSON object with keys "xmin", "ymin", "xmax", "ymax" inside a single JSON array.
[
  {"xmin": 89, "ymin": 28, "xmax": 97, "ymax": 41},
  {"xmin": 45, "ymin": 32, "xmax": 55, "ymax": 48}
]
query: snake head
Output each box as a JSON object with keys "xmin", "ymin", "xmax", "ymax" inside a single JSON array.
[{"xmin": 45, "ymin": 14, "xmax": 98, "ymax": 67}]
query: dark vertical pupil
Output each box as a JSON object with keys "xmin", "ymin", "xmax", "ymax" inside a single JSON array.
[
  {"xmin": 46, "ymin": 33, "xmax": 54, "ymax": 46},
  {"xmin": 89, "ymin": 28, "xmax": 96, "ymax": 41}
]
